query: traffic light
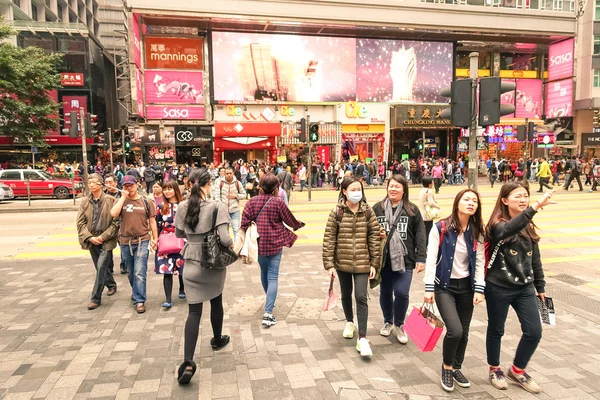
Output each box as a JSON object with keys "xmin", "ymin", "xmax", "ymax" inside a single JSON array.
[
  {"xmin": 85, "ymin": 113, "xmax": 98, "ymax": 138},
  {"xmin": 299, "ymin": 118, "xmax": 307, "ymax": 142},
  {"xmin": 309, "ymin": 123, "xmax": 319, "ymax": 143},
  {"xmin": 517, "ymin": 125, "xmax": 526, "ymax": 141},
  {"xmin": 417, "ymin": 139, "xmax": 423, "ymax": 150},
  {"xmin": 440, "ymin": 79, "xmax": 472, "ymax": 128},
  {"xmin": 528, "ymin": 121, "xmax": 535, "ymax": 142},
  {"xmin": 479, "ymin": 77, "xmax": 516, "ymax": 127},
  {"xmin": 64, "ymin": 111, "xmax": 78, "ymax": 138},
  {"xmin": 124, "ymin": 135, "xmax": 131, "ymax": 152},
  {"xmin": 593, "ymin": 109, "xmax": 600, "ymax": 126}
]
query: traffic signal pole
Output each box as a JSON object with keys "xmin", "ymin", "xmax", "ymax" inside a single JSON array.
[
  {"xmin": 121, "ymin": 129, "xmax": 127, "ymax": 174},
  {"xmin": 79, "ymin": 107, "xmax": 89, "ymax": 192},
  {"xmin": 307, "ymin": 114, "xmax": 312, "ymax": 202},
  {"xmin": 468, "ymin": 52, "xmax": 479, "ymax": 192},
  {"xmin": 107, "ymin": 128, "xmax": 114, "ymax": 172}
]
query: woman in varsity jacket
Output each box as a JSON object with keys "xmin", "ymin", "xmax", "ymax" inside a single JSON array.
[
  {"xmin": 484, "ymin": 182, "xmax": 553, "ymax": 395},
  {"xmin": 423, "ymin": 188, "xmax": 486, "ymax": 393}
]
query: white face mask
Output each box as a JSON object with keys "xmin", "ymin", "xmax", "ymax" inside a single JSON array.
[{"xmin": 347, "ymin": 191, "xmax": 363, "ymax": 204}]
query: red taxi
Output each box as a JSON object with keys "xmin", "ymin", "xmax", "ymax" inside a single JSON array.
[{"xmin": 0, "ymin": 169, "xmax": 84, "ymax": 199}]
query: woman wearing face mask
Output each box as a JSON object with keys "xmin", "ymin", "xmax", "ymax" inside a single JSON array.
[
  {"xmin": 423, "ymin": 189, "xmax": 486, "ymax": 392},
  {"xmin": 373, "ymin": 175, "xmax": 426, "ymax": 345},
  {"xmin": 155, "ymin": 180, "xmax": 186, "ymax": 308},
  {"xmin": 484, "ymin": 183, "xmax": 554, "ymax": 394},
  {"xmin": 322, "ymin": 176, "xmax": 380, "ymax": 357},
  {"xmin": 152, "ymin": 181, "xmax": 163, "ymax": 209}
]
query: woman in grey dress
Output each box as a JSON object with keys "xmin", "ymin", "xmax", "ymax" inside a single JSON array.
[{"xmin": 175, "ymin": 167, "xmax": 233, "ymax": 384}]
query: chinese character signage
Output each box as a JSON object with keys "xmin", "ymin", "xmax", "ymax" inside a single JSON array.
[
  {"xmin": 145, "ymin": 37, "xmax": 204, "ymax": 70},
  {"xmin": 212, "ymin": 32, "xmax": 452, "ymax": 103},
  {"xmin": 391, "ymin": 104, "xmax": 451, "ymax": 128},
  {"xmin": 545, "ymin": 78, "xmax": 573, "ymax": 118},
  {"xmin": 62, "ymin": 95, "xmax": 87, "ymax": 133},
  {"xmin": 144, "ymin": 70, "xmax": 204, "ymax": 105},
  {"xmin": 60, "ymin": 72, "xmax": 84, "ymax": 87},
  {"xmin": 548, "ymin": 38, "xmax": 574, "ymax": 82}
]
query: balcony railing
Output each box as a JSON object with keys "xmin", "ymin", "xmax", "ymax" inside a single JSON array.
[
  {"xmin": 9, "ymin": 20, "xmax": 90, "ymax": 35},
  {"xmin": 421, "ymin": 0, "xmax": 574, "ymax": 12}
]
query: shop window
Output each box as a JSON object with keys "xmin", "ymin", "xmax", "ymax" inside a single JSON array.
[
  {"xmin": 594, "ymin": 70, "xmax": 600, "ymax": 88},
  {"xmin": 455, "ymin": 51, "xmax": 491, "ymax": 69},
  {"xmin": 595, "ymin": 37, "xmax": 600, "ymax": 55},
  {"xmin": 500, "ymin": 53, "xmax": 536, "ymax": 70}
]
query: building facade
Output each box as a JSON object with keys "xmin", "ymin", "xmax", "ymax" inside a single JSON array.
[{"xmin": 123, "ymin": 0, "xmax": 577, "ymax": 166}]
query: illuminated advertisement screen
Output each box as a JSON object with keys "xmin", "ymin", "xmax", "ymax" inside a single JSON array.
[
  {"xmin": 500, "ymin": 79, "xmax": 543, "ymax": 119},
  {"xmin": 545, "ymin": 78, "xmax": 573, "ymax": 118},
  {"xmin": 548, "ymin": 38, "xmax": 574, "ymax": 82},
  {"xmin": 211, "ymin": 32, "xmax": 453, "ymax": 103}
]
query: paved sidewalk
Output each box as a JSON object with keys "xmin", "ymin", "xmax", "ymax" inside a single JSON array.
[{"xmin": 1, "ymin": 246, "xmax": 599, "ymax": 400}]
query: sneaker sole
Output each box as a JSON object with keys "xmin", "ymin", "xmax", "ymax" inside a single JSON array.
[
  {"xmin": 453, "ymin": 378, "xmax": 471, "ymax": 388},
  {"xmin": 356, "ymin": 346, "xmax": 372, "ymax": 357},
  {"xmin": 343, "ymin": 333, "xmax": 354, "ymax": 339},
  {"xmin": 379, "ymin": 331, "xmax": 391, "ymax": 337},
  {"xmin": 261, "ymin": 321, "xmax": 277, "ymax": 327},
  {"xmin": 507, "ymin": 373, "xmax": 542, "ymax": 394},
  {"xmin": 490, "ymin": 380, "xmax": 508, "ymax": 390}
]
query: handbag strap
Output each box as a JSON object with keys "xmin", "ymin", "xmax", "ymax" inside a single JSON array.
[
  {"xmin": 487, "ymin": 240, "xmax": 504, "ymax": 269},
  {"xmin": 256, "ymin": 197, "xmax": 273, "ymax": 222}
]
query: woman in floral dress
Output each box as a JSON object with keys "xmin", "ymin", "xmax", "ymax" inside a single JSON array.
[{"xmin": 155, "ymin": 180, "xmax": 186, "ymax": 308}]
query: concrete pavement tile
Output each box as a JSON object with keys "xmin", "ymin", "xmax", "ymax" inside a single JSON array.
[
  {"xmin": 3, "ymin": 392, "xmax": 37, "ymax": 400},
  {"xmin": 10, "ymin": 378, "xmax": 45, "ymax": 394},
  {"xmin": 211, "ymin": 383, "xmax": 239, "ymax": 398},
  {"xmin": 22, "ymin": 367, "xmax": 55, "ymax": 381},
  {"xmin": 75, "ymin": 379, "xmax": 95, "ymax": 394},
  {"xmin": 124, "ymin": 363, "xmax": 140, "ymax": 376},
  {"xmin": 53, "ymin": 373, "xmax": 86, "ymax": 389},
  {"xmin": 88, "ymin": 383, "xmax": 120, "ymax": 398},
  {"xmin": 44, "ymin": 386, "xmax": 79, "ymax": 400},
  {"xmin": 249, "ymin": 367, "xmax": 275, "ymax": 380},
  {"xmin": 129, "ymin": 378, "xmax": 160, "ymax": 394},
  {"xmin": 330, "ymin": 380, "xmax": 360, "ymax": 394},
  {"xmin": 250, "ymin": 378, "xmax": 280, "ymax": 398}
]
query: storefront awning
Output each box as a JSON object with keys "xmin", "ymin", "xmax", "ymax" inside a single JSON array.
[
  {"xmin": 215, "ymin": 122, "xmax": 280, "ymax": 138},
  {"xmin": 214, "ymin": 137, "xmax": 275, "ymax": 151}
]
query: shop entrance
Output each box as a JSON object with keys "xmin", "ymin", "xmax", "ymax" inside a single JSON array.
[
  {"xmin": 176, "ymin": 145, "xmax": 212, "ymax": 166},
  {"xmin": 223, "ymin": 151, "xmax": 248, "ymax": 165},
  {"xmin": 390, "ymin": 130, "xmax": 448, "ymax": 161}
]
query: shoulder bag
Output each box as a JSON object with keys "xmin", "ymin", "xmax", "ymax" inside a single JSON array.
[{"xmin": 200, "ymin": 205, "xmax": 238, "ymax": 270}]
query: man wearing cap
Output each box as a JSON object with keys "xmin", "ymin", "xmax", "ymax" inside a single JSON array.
[
  {"xmin": 111, "ymin": 175, "xmax": 158, "ymax": 314},
  {"xmin": 76, "ymin": 173, "xmax": 119, "ymax": 310}
]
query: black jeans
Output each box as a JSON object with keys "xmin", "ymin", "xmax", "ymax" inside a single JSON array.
[
  {"xmin": 564, "ymin": 172, "xmax": 583, "ymax": 190},
  {"xmin": 89, "ymin": 244, "xmax": 117, "ymax": 304},
  {"xmin": 424, "ymin": 220, "xmax": 433, "ymax": 246},
  {"xmin": 337, "ymin": 270, "xmax": 369, "ymax": 337},
  {"xmin": 435, "ymin": 278, "xmax": 474, "ymax": 369},
  {"xmin": 433, "ymin": 178, "xmax": 442, "ymax": 193},
  {"xmin": 184, "ymin": 294, "xmax": 224, "ymax": 362},
  {"xmin": 146, "ymin": 181, "xmax": 154, "ymax": 194},
  {"xmin": 379, "ymin": 265, "xmax": 412, "ymax": 327},
  {"xmin": 485, "ymin": 282, "xmax": 542, "ymax": 369},
  {"xmin": 538, "ymin": 177, "xmax": 552, "ymax": 192}
]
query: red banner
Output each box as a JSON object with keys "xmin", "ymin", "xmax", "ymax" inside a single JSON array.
[
  {"xmin": 214, "ymin": 122, "xmax": 280, "ymax": 137},
  {"xmin": 214, "ymin": 137, "xmax": 275, "ymax": 151},
  {"xmin": 60, "ymin": 72, "xmax": 84, "ymax": 87},
  {"xmin": 316, "ymin": 146, "xmax": 331, "ymax": 168}
]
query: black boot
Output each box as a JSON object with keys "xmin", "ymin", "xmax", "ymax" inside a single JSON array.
[{"xmin": 210, "ymin": 335, "xmax": 230, "ymax": 350}]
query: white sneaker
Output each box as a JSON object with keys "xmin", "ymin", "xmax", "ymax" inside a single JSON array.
[
  {"xmin": 356, "ymin": 338, "xmax": 373, "ymax": 357},
  {"xmin": 342, "ymin": 322, "xmax": 355, "ymax": 339},
  {"xmin": 380, "ymin": 322, "xmax": 393, "ymax": 337},
  {"xmin": 395, "ymin": 325, "xmax": 408, "ymax": 344}
]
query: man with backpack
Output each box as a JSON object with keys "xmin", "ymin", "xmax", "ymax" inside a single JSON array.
[
  {"xmin": 216, "ymin": 167, "xmax": 246, "ymax": 240},
  {"xmin": 277, "ymin": 165, "xmax": 294, "ymax": 202},
  {"xmin": 143, "ymin": 164, "xmax": 156, "ymax": 194},
  {"xmin": 110, "ymin": 175, "xmax": 158, "ymax": 314},
  {"xmin": 563, "ymin": 156, "xmax": 583, "ymax": 191}
]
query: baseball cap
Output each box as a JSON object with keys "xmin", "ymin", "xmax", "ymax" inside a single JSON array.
[{"xmin": 122, "ymin": 175, "xmax": 137, "ymax": 185}]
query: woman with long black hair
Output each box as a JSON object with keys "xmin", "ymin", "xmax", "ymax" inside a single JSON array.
[
  {"xmin": 174, "ymin": 168, "xmax": 233, "ymax": 385},
  {"xmin": 423, "ymin": 189, "xmax": 486, "ymax": 392},
  {"xmin": 485, "ymin": 183, "xmax": 554, "ymax": 394},
  {"xmin": 155, "ymin": 180, "xmax": 185, "ymax": 308}
]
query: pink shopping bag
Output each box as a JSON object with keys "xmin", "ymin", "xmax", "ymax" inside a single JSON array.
[
  {"xmin": 403, "ymin": 305, "xmax": 445, "ymax": 352},
  {"xmin": 322, "ymin": 275, "xmax": 338, "ymax": 311}
]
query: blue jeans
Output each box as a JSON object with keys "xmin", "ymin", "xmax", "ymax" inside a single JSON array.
[
  {"xmin": 258, "ymin": 250, "xmax": 283, "ymax": 313},
  {"xmin": 379, "ymin": 264, "xmax": 413, "ymax": 327},
  {"xmin": 299, "ymin": 180, "xmax": 308, "ymax": 191},
  {"xmin": 229, "ymin": 211, "xmax": 240, "ymax": 242},
  {"xmin": 120, "ymin": 240, "xmax": 149, "ymax": 304}
]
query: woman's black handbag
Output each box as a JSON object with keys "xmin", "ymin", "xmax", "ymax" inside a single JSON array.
[{"xmin": 200, "ymin": 206, "xmax": 238, "ymax": 270}]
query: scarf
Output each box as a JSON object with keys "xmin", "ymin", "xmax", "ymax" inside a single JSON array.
[{"xmin": 383, "ymin": 197, "xmax": 407, "ymax": 272}]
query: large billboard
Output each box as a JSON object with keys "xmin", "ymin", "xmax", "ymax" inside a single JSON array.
[
  {"xmin": 145, "ymin": 37, "xmax": 204, "ymax": 70},
  {"xmin": 144, "ymin": 70, "xmax": 204, "ymax": 105},
  {"xmin": 211, "ymin": 32, "xmax": 452, "ymax": 103},
  {"xmin": 500, "ymin": 79, "xmax": 543, "ymax": 119},
  {"xmin": 545, "ymin": 78, "xmax": 573, "ymax": 118},
  {"xmin": 548, "ymin": 38, "xmax": 574, "ymax": 82}
]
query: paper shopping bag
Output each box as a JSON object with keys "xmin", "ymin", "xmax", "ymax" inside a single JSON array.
[
  {"xmin": 322, "ymin": 275, "xmax": 338, "ymax": 311},
  {"xmin": 537, "ymin": 297, "xmax": 556, "ymax": 326},
  {"xmin": 403, "ymin": 305, "xmax": 445, "ymax": 352}
]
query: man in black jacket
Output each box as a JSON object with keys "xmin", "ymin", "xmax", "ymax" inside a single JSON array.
[{"xmin": 563, "ymin": 156, "xmax": 583, "ymax": 191}]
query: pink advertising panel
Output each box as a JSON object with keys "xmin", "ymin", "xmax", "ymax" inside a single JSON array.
[
  {"xmin": 515, "ymin": 79, "xmax": 542, "ymax": 119},
  {"xmin": 548, "ymin": 39, "xmax": 574, "ymax": 82},
  {"xmin": 145, "ymin": 105, "xmax": 205, "ymax": 120},
  {"xmin": 545, "ymin": 78, "xmax": 573, "ymax": 118},
  {"xmin": 132, "ymin": 14, "xmax": 141, "ymax": 69},
  {"xmin": 135, "ymin": 69, "xmax": 145, "ymax": 117},
  {"xmin": 144, "ymin": 70, "xmax": 204, "ymax": 105}
]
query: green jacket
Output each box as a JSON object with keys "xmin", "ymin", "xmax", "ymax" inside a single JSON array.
[{"xmin": 76, "ymin": 192, "xmax": 119, "ymax": 251}]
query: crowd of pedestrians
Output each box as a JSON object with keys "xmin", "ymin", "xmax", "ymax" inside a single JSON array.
[{"xmin": 72, "ymin": 152, "xmax": 565, "ymax": 395}]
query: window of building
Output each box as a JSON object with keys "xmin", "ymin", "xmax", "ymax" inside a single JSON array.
[
  {"xmin": 13, "ymin": 0, "xmax": 20, "ymax": 8},
  {"xmin": 500, "ymin": 53, "xmax": 536, "ymax": 70},
  {"xmin": 595, "ymin": 36, "xmax": 600, "ymax": 55},
  {"xmin": 31, "ymin": 3, "xmax": 38, "ymax": 20},
  {"xmin": 455, "ymin": 51, "xmax": 491, "ymax": 69},
  {"xmin": 58, "ymin": 4, "xmax": 64, "ymax": 22},
  {"xmin": 594, "ymin": 70, "xmax": 600, "ymax": 88},
  {"xmin": 596, "ymin": 0, "xmax": 600, "ymax": 20}
]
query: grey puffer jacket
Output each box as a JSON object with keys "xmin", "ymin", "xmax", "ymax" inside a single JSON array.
[{"xmin": 322, "ymin": 200, "xmax": 381, "ymax": 274}]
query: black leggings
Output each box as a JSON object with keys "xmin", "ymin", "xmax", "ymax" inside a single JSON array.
[
  {"xmin": 163, "ymin": 274, "xmax": 185, "ymax": 303},
  {"xmin": 184, "ymin": 294, "xmax": 224, "ymax": 362}
]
